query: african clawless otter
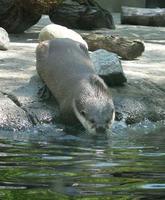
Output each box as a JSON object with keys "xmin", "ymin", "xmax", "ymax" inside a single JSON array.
[{"xmin": 36, "ymin": 38, "xmax": 115, "ymax": 134}]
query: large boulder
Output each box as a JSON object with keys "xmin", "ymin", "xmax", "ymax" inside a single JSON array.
[
  {"xmin": 49, "ymin": 2, "xmax": 115, "ymax": 30},
  {"xmin": 0, "ymin": 27, "xmax": 10, "ymax": 50},
  {"xmin": 0, "ymin": 0, "xmax": 44, "ymax": 33},
  {"xmin": 0, "ymin": 0, "xmax": 14, "ymax": 15}
]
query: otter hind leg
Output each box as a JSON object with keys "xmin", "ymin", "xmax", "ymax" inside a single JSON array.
[{"xmin": 38, "ymin": 84, "xmax": 52, "ymax": 100}]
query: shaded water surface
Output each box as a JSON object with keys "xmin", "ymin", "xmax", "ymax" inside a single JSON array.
[{"xmin": 0, "ymin": 121, "xmax": 165, "ymax": 200}]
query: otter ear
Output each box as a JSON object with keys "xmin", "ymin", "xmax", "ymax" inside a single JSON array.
[
  {"xmin": 89, "ymin": 74, "xmax": 107, "ymax": 91},
  {"xmin": 79, "ymin": 43, "xmax": 89, "ymax": 57}
]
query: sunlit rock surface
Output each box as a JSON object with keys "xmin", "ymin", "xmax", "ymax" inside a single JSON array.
[{"xmin": 0, "ymin": 15, "xmax": 165, "ymax": 130}]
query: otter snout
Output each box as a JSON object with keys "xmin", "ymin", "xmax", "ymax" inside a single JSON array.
[
  {"xmin": 96, "ymin": 126, "xmax": 106, "ymax": 133},
  {"xmin": 73, "ymin": 97, "xmax": 115, "ymax": 134},
  {"xmin": 89, "ymin": 123, "xmax": 111, "ymax": 134},
  {"xmin": 94, "ymin": 120, "xmax": 113, "ymax": 134}
]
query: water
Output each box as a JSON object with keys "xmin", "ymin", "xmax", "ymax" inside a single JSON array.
[{"xmin": 0, "ymin": 121, "xmax": 165, "ymax": 200}]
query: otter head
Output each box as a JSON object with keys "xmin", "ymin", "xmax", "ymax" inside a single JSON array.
[{"xmin": 73, "ymin": 74, "xmax": 115, "ymax": 134}]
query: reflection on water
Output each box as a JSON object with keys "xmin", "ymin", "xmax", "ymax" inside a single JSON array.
[{"xmin": 0, "ymin": 120, "xmax": 165, "ymax": 200}]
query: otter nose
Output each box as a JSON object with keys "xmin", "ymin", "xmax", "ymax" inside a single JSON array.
[{"xmin": 96, "ymin": 126, "xmax": 106, "ymax": 133}]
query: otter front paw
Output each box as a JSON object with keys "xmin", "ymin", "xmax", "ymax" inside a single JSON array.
[{"xmin": 38, "ymin": 84, "xmax": 51, "ymax": 100}]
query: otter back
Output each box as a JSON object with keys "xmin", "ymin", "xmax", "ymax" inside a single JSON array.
[
  {"xmin": 36, "ymin": 38, "xmax": 95, "ymax": 123},
  {"xmin": 36, "ymin": 38, "xmax": 115, "ymax": 132}
]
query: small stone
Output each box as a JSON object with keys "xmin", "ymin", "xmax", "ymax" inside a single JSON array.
[
  {"xmin": 90, "ymin": 49, "xmax": 127, "ymax": 86},
  {"xmin": 0, "ymin": 27, "xmax": 10, "ymax": 50}
]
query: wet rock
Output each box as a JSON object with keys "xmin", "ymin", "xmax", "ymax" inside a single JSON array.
[
  {"xmin": 22, "ymin": 100, "xmax": 60, "ymax": 125},
  {"xmin": 112, "ymin": 82, "xmax": 165, "ymax": 125},
  {"xmin": 0, "ymin": 27, "xmax": 10, "ymax": 50},
  {"xmin": 10, "ymin": 76, "xmax": 165, "ymax": 128},
  {"xmin": 114, "ymin": 96, "xmax": 149, "ymax": 124},
  {"xmin": 0, "ymin": 91, "xmax": 32, "ymax": 131},
  {"xmin": 21, "ymin": 74, "xmax": 165, "ymax": 127},
  {"xmin": 12, "ymin": 74, "xmax": 60, "ymax": 126},
  {"xmin": 39, "ymin": 24, "xmax": 88, "ymax": 49},
  {"xmin": 90, "ymin": 49, "xmax": 127, "ymax": 86}
]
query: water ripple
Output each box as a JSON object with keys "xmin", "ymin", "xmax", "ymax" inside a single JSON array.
[{"xmin": 0, "ymin": 121, "xmax": 164, "ymax": 199}]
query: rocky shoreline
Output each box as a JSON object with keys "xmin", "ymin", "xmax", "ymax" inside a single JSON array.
[{"xmin": 0, "ymin": 14, "xmax": 165, "ymax": 131}]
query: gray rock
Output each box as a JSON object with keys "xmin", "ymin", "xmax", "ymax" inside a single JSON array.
[
  {"xmin": 0, "ymin": 27, "xmax": 10, "ymax": 50},
  {"xmin": 90, "ymin": 49, "xmax": 127, "ymax": 86},
  {"xmin": 111, "ymin": 81, "xmax": 165, "ymax": 125},
  {"xmin": 0, "ymin": 72, "xmax": 60, "ymax": 131},
  {"xmin": 0, "ymin": 91, "xmax": 32, "ymax": 131},
  {"xmin": 13, "ymin": 74, "xmax": 60, "ymax": 126}
]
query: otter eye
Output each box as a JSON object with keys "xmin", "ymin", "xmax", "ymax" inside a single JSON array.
[
  {"xmin": 90, "ymin": 119, "xmax": 95, "ymax": 124},
  {"xmin": 80, "ymin": 110, "xmax": 86, "ymax": 116},
  {"xmin": 106, "ymin": 119, "xmax": 110, "ymax": 123}
]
